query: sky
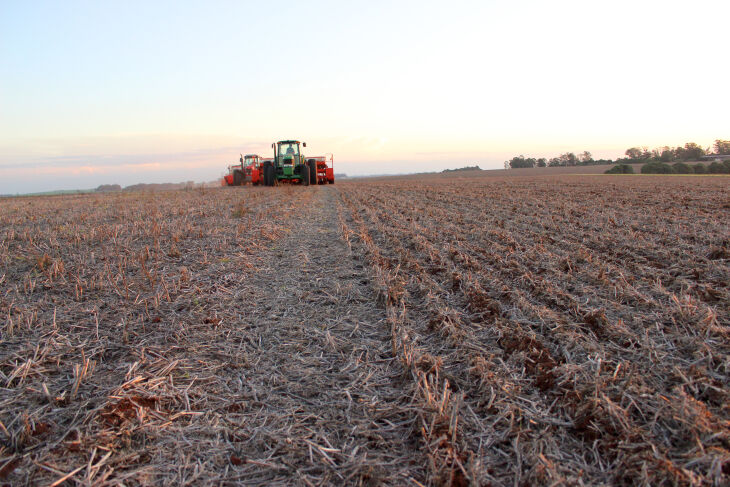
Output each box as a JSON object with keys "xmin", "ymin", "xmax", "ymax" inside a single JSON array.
[{"xmin": 1, "ymin": 0, "xmax": 728, "ymax": 193}]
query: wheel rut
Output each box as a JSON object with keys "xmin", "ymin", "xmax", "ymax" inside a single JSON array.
[{"xmin": 222, "ymin": 186, "xmax": 424, "ymax": 485}]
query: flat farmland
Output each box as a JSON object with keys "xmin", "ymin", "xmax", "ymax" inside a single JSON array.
[{"xmin": 1, "ymin": 174, "xmax": 728, "ymax": 486}]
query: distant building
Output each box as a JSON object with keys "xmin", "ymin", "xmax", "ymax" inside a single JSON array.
[{"xmin": 702, "ymin": 155, "xmax": 730, "ymax": 162}]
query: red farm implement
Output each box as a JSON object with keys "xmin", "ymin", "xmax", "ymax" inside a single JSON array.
[{"xmin": 306, "ymin": 154, "xmax": 335, "ymax": 185}]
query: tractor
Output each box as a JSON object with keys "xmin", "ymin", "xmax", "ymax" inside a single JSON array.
[
  {"xmin": 263, "ymin": 140, "xmax": 311, "ymax": 186},
  {"xmin": 223, "ymin": 154, "xmax": 263, "ymax": 186},
  {"xmin": 240, "ymin": 154, "xmax": 264, "ymax": 185},
  {"xmin": 305, "ymin": 154, "xmax": 335, "ymax": 184}
]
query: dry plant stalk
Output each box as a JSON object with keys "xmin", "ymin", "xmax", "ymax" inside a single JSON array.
[{"xmin": 1, "ymin": 175, "xmax": 728, "ymax": 486}]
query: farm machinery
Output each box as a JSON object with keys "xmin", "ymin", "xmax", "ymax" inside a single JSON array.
[
  {"xmin": 223, "ymin": 141, "xmax": 334, "ymax": 187},
  {"xmin": 223, "ymin": 154, "xmax": 264, "ymax": 186},
  {"xmin": 223, "ymin": 164, "xmax": 242, "ymax": 186},
  {"xmin": 262, "ymin": 140, "xmax": 310, "ymax": 186},
  {"xmin": 261, "ymin": 140, "xmax": 335, "ymax": 186},
  {"xmin": 305, "ymin": 154, "xmax": 335, "ymax": 185}
]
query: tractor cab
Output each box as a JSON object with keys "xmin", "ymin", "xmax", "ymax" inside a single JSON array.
[
  {"xmin": 238, "ymin": 154, "xmax": 263, "ymax": 185},
  {"xmin": 277, "ymin": 141, "xmax": 302, "ymax": 168},
  {"xmin": 241, "ymin": 154, "xmax": 260, "ymax": 168}
]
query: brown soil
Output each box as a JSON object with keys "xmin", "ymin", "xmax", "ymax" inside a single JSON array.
[{"xmin": 1, "ymin": 174, "xmax": 728, "ymax": 485}]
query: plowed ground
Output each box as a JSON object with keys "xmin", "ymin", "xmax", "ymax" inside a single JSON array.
[{"xmin": 1, "ymin": 174, "xmax": 728, "ymax": 486}]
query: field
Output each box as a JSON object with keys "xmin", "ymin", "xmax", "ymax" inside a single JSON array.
[{"xmin": 1, "ymin": 173, "xmax": 728, "ymax": 486}]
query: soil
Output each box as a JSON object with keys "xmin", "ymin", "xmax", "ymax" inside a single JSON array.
[{"xmin": 1, "ymin": 174, "xmax": 728, "ymax": 486}]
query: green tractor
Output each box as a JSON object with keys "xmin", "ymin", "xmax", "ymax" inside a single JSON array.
[{"xmin": 263, "ymin": 140, "xmax": 312, "ymax": 186}]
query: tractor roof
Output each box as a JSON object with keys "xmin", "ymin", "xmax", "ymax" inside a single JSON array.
[
  {"xmin": 244, "ymin": 154, "xmax": 259, "ymax": 157},
  {"xmin": 277, "ymin": 140, "xmax": 300, "ymax": 144}
]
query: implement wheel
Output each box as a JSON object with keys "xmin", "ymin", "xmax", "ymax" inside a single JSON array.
[{"xmin": 300, "ymin": 165, "xmax": 310, "ymax": 186}]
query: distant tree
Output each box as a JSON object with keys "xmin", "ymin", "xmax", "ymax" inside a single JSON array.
[
  {"xmin": 708, "ymin": 161, "xmax": 726, "ymax": 174},
  {"xmin": 548, "ymin": 156, "xmax": 563, "ymax": 167},
  {"xmin": 658, "ymin": 147, "xmax": 675, "ymax": 162},
  {"xmin": 676, "ymin": 142, "xmax": 705, "ymax": 161},
  {"xmin": 536, "ymin": 158, "xmax": 547, "ymax": 167},
  {"xmin": 672, "ymin": 162, "xmax": 693, "ymax": 174},
  {"xmin": 641, "ymin": 162, "xmax": 674, "ymax": 174},
  {"xmin": 579, "ymin": 151, "xmax": 593, "ymax": 165},
  {"xmin": 625, "ymin": 147, "xmax": 653, "ymax": 161},
  {"xmin": 559, "ymin": 152, "xmax": 578, "ymax": 166},
  {"xmin": 507, "ymin": 155, "xmax": 535, "ymax": 169},
  {"xmin": 605, "ymin": 164, "xmax": 634, "ymax": 174},
  {"xmin": 96, "ymin": 184, "xmax": 122, "ymax": 192},
  {"xmin": 713, "ymin": 139, "xmax": 730, "ymax": 154},
  {"xmin": 692, "ymin": 163, "xmax": 707, "ymax": 174},
  {"xmin": 442, "ymin": 166, "xmax": 482, "ymax": 173}
]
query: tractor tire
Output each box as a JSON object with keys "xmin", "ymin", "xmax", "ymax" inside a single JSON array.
[
  {"xmin": 263, "ymin": 161, "xmax": 273, "ymax": 186},
  {"xmin": 233, "ymin": 170, "xmax": 243, "ymax": 186},
  {"xmin": 300, "ymin": 165, "xmax": 310, "ymax": 186},
  {"xmin": 308, "ymin": 160, "xmax": 317, "ymax": 185},
  {"xmin": 328, "ymin": 179, "xmax": 334, "ymax": 184}
]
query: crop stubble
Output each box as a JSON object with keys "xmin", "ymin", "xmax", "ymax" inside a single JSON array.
[{"xmin": 1, "ymin": 174, "xmax": 728, "ymax": 485}]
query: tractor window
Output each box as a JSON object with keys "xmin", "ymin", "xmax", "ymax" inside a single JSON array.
[
  {"xmin": 279, "ymin": 143, "xmax": 299, "ymax": 157},
  {"xmin": 243, "ymin": 156, "xmax": 255, "ymax": 167}
]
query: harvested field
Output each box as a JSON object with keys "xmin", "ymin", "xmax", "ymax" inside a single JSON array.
[{"xmin": 1, "ymin": 174, "xmax": 729, "ymax": 485}]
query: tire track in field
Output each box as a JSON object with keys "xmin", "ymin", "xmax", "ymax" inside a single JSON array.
[{"xmin": 214, "ymin": 186, "xmax": 425, "ymax": 485}]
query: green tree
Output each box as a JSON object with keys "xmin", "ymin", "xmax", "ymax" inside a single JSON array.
[
  {"xmin": 642, "ymin": 162, "xmax": 674, "ymax": 174},
  {"xmin": 713, "ymin": 139, "xmax": 730, "ymax": 154},
  {"xmin": 605, "ymin": 164, "xmax": 634, "ymax": 174},
  {"xmin": 657, "ymin": 147, "xmax": 675, "ymax": 162},
  {"xmin": 559, "ymin": 152, "xmax": 578, "ymax": 166},
  {"xmin": 693, "ymin": 163, "xmax": 707, "ymax": 174},
  {"xmin": 536, "ymin": 158, "xmax": 547, "ymax": 167},
  {"xmin": 678, "ymin": 142, "xmax": 705, "ymax": 161},
  {"xmin": 548, "ymin": 157, "xmax": 563, "ymax": 167},
  {"xmin": 579, "ymin": 151, "xmax": 593, "ymax": 164},
  {"xmin": 625, "ymin": 147, "xmax": 652, "ymax": 160},
  {"xmin": 673, "ymin": 162, "xmax": 692, "ymax": 174},
  {"xmin": 508, "ymin": 155, "xmax": 535, "ymax": 169},
  {"xmin": 708, "ymin": 161, "xmax": 725, "ymax": 173}
]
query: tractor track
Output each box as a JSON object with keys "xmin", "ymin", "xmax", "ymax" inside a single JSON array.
[{"xmin": 215, "ymin": 186, "xmax": 425, "ymax": 485}]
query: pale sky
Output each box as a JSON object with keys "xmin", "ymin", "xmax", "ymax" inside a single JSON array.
[{"xmin": 1, "ymin": 0, "xmax": 728, "ymax": 193}]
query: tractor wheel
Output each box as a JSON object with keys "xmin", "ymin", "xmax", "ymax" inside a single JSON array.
[
  {"xmin": 263, "ymin": 162, "xmax": 273, "ymax": 186},
  {"xmin": 328, "ymin": 179, "xmax": 334, "ymax": 184},
  {"xmin": 233, "ymin": 170, "xmax": 243, "ymax": 186},
  {"xmin": 308, "ymin": 160, "xmax": 317, "ymax": 185},
  {"xmin": 300, "ymin": 165, "xmax": 310, "ymax": 186}
]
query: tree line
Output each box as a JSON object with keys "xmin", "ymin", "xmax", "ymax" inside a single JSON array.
[
  {"xmin": 607, "ymin": 160, "xmax": 730, "ymax": 175},
  {"xmin": 507, "ymin": 139, "xmax": 730, "ymax": 169}
]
